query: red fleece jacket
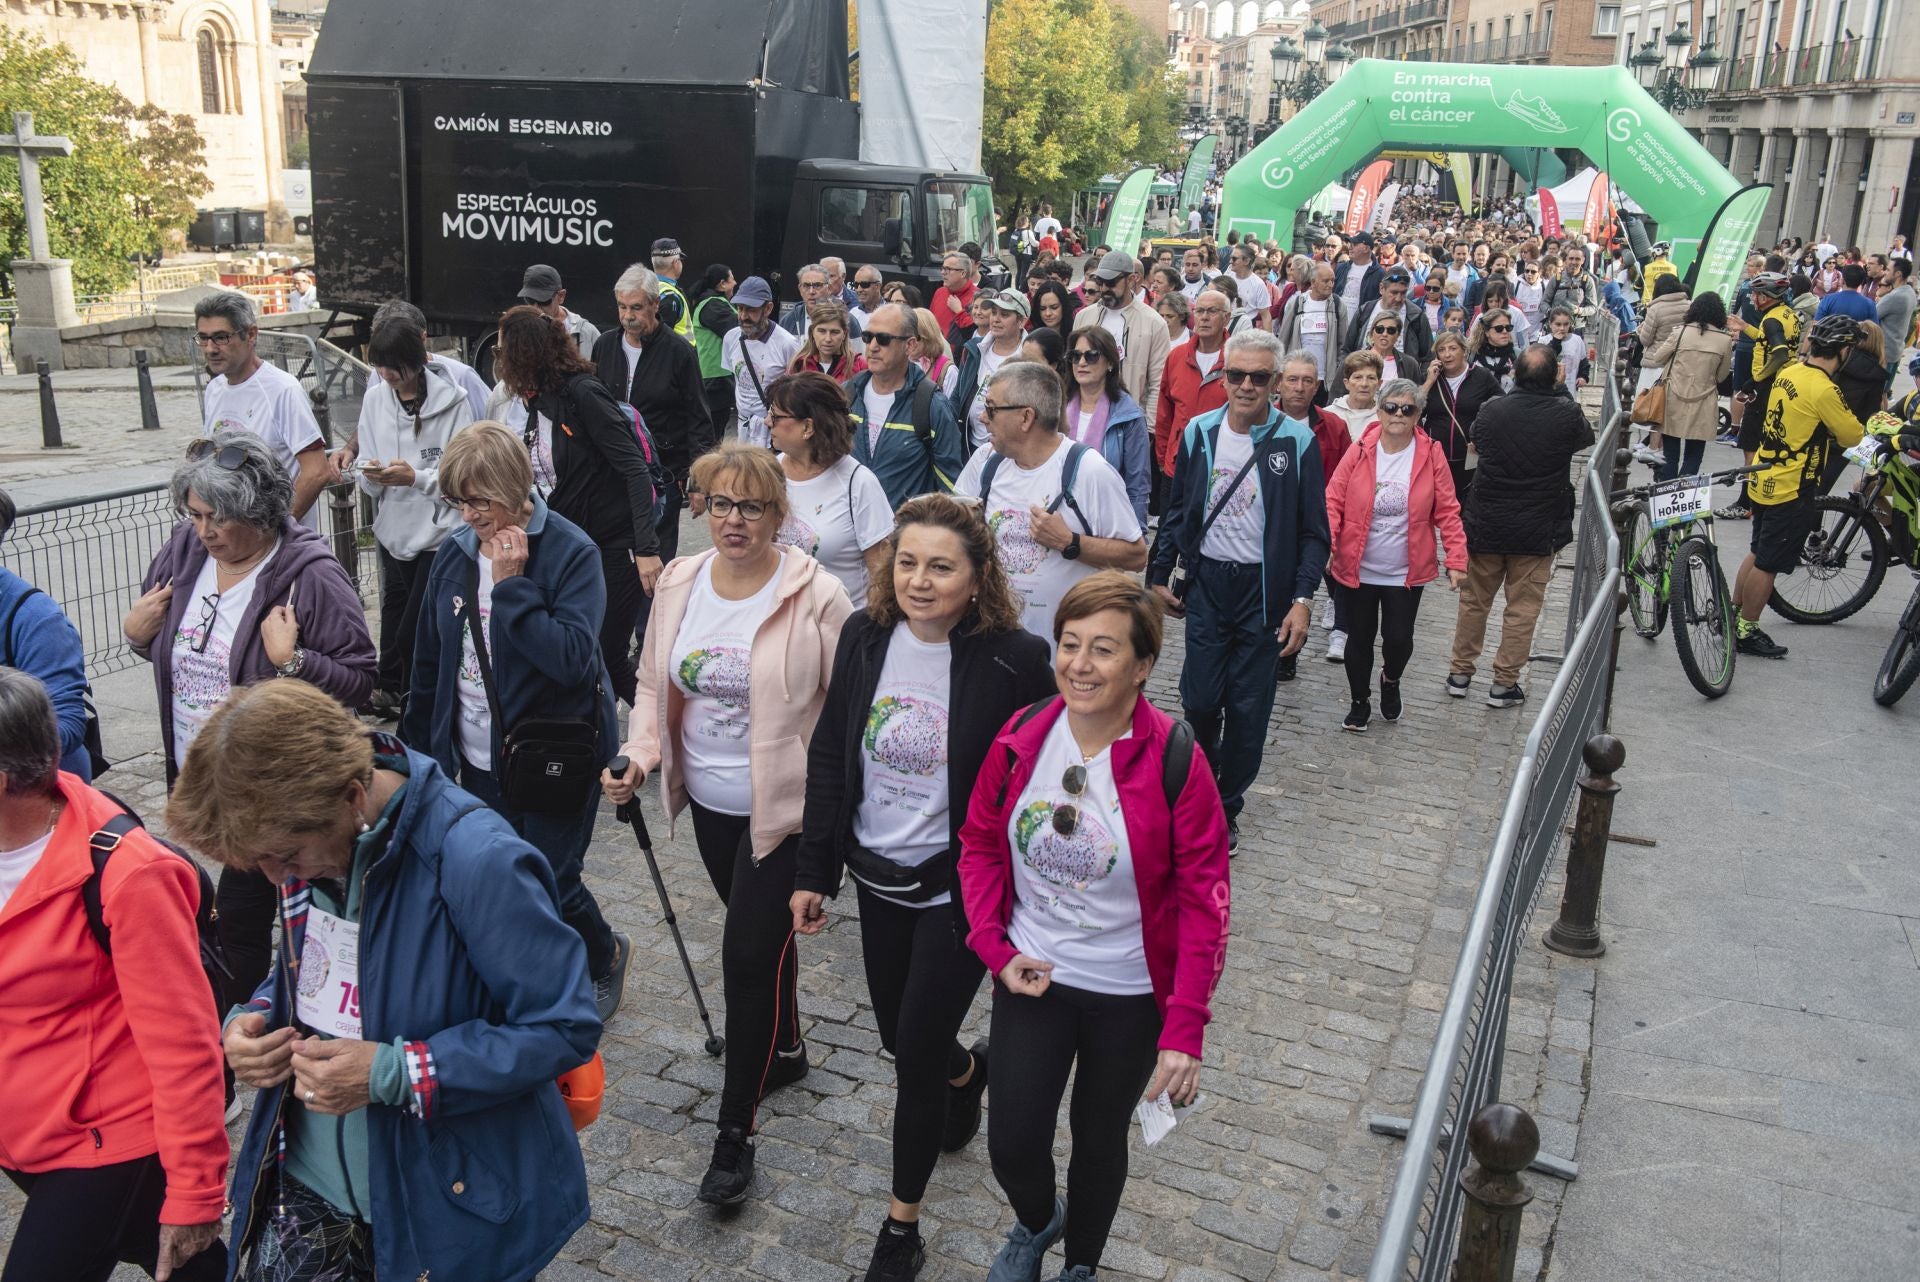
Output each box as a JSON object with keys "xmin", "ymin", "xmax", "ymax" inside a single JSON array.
[
  {"xmin": 0, "ymin": 774, "xmax": 228, "ymax": 1224},
  {"xmin": 1325, "ymin": 424, "xmax": 1468, "ymax": 589}
]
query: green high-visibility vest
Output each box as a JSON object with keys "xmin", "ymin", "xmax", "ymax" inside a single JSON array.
[
  {"xmin": 659, "ymin": 279, "xmax": 693, "ymax": 341},
  {"xmin": 692, "ymin": 294, "xmax": 732, "ymax": 380}
]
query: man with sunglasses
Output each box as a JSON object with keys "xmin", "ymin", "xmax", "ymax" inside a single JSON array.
[
  {"xmin": 932, "ymin": 252, "xmax": 980, "ymax": 346},
  {"xmin": 1073, "ymin": 250, "xmax": 1170, "ymax": 419},
  {"xmin": 195, "ymin": 292, "xmax": 329, "ymax": 529},
  {"xmin": 846, "ymin": 303, "xmax": 966, "ymax": 507},
  {"xmin": 1345, "ymin": 269, "xmax": 1434, "ymax": 370},
  {"xmin": 850, "ymin": 266, "xmax": 886, "ymax": 330},
  {"xmin": 1148, "ymin": 331, "xmax": 1330, "ymax": 850}
]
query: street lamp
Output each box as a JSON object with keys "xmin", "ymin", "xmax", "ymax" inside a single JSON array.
[
  {"xmin": 1271, "ymin": 27, "xmax": 1342, "ymax": 109},
  {"xmin": 1635, "ymin": 24, "xmax": 1720, "ymax": 110}
]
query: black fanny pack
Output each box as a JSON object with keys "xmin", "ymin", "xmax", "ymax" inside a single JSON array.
[{"xmin": 843, "ymin": 844, "xmax": 954, "ymax": 904}]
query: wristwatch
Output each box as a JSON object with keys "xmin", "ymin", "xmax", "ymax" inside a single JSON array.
[
  {"xmin": 276, "ymin": 647, "xmax": 307, "ymax": 678},
  {"xmin": 1063, "ymin": 533, "xmax": 1083, "ymax": 561},
  {"xmin": 1292, "ymin": 596, "xmax": 1313, "ymax": 610}
]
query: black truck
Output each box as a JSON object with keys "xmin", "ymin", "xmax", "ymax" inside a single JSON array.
[{"xmin": 303, "ymin": 0, "xmax": 1004, "ymax": 331}]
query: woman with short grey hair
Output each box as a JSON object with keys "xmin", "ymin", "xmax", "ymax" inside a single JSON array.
[{"xmin": 123, "ymin": 430, "xmax": 375, "ymax": 1007}]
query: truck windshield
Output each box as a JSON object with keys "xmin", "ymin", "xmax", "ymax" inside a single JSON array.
[{"xmin": 925, "ymin": 181, "xmax": 995, "ymax": 260}]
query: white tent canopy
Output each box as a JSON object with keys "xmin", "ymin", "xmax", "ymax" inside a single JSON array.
[{"xmin": 1544, "ymin": 166, "xmax": 1646, "ymax": 221}]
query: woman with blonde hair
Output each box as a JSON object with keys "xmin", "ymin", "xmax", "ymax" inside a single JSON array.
[
  {"xmin": 604, "ymin": 441, "xmax": 851, "ymax": 1208},
  {"xmin": 909, "ymin": 306, "xmax": 961, "ymax": 398},
  {"xmin": 789, "ymin": 299, "xmax": 866, "ymax": 384},
  {"xmin": 403, "ymin": 420, "xmax": 630, "ymax": 1019},
  {"xmin": 794, "ymin": 494, "xmax": 1054, "ymax": 1282}
]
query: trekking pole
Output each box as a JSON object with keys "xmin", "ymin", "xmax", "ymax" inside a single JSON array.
[{"xmin": 607, "ymin": 755, "xmax": 724, "ymax": 1056}]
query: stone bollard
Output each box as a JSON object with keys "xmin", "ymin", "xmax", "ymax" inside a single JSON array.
[
  {"xmin": 1543, "ymin": 734, "xmax": 1625, "ymax": 958},
  {"xmin": 1451, "ymin": 1102, "xmax": 1540, "ymax": 1282},
  {"xmin": 134, "ymin": 348, "xmax": 163, "ymax": 431},
  {"xmin": 37, "ymin": 359, "xmax": 64, "ymax": 449}
]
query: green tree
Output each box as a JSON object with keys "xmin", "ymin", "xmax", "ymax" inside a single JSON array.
[
  {"xmin": 0, "ymin": 30, "xmax": 208, "ymax": 295},
  {"xmin": 1110, "ymin": 6, "xmax": 1184, "ymax": 180},
  {"xmin": 983, "ymin": 0, "xmax": 1140, "ymax": 215}
]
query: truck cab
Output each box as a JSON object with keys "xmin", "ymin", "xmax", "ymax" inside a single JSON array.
[{"xmin": 783, "ymin": 160, "xmax": 1008, "ymax": 299}]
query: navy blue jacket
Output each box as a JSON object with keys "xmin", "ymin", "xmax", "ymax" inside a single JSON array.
[
  {"xmin": 1333, "ymin": 260, "xmax": 1385, "ymax": 313},
  {"xmin": 1148, "ymin": 406, "xmax": 1331, "ymax": 629},
  {"xmin": 402, "ymin": 496, "xmax": 618, "ymax": 772},
  {"xmin": 847, "ymin": 363, "xmax": 967, "ymax": 508},
  {"xmin": 225, "ymin": 747, "xmax": 598, "ymax": 1281},
  {"xmin": 0, "ymin": 569, "xmax": 91, "ymax": 779}
]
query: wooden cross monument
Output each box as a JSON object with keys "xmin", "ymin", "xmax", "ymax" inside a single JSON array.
[{"xmin": 3, "ymin": 112, "xmax": 74, "ymax": 261}]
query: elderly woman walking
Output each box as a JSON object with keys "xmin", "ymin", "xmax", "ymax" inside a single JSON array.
[
  {"xmin": 177, "ymin": 679, "xmax": 599, "ymax": 1282},
  {"xmin": 122, "ymin": 431, "xmax": 374, "ymax": 1009}
]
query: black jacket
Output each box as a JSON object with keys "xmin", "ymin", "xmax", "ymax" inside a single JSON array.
[
  {"xmin": 526, "ymin": 373, "xmax": 660, "ymax": 556},
  {"xmin": 795, "ymin": 612, "xmax": 1055, "ymax": 939},
  {"xmin": 1835, "ymin": 348, "xmax": 1888, "ymax": 424},
  {"xmin": 1333, "ymin": 260, "xmax": 1385, "ymax": 313},
  {"xmin": 1422, "ymin": 365, "xmax": 1504, "ymax": 465},
  {"xmin": 590, "ymin": 325, "xmax": 714, "ymax": 479},
  {"xmin": 1463, "ymin": 389, "xmax": 1595, "ymax": 556}
]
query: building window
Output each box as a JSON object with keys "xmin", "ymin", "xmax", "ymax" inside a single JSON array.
[
  {"xmin": 196, "ymin": 25, "xmax": 238, "ymax": 115},
  {"xmin": 1596, "ymin": 4, "xmax": 1622, "ymax": 35}
]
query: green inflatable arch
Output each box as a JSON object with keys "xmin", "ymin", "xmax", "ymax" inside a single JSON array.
[{"xmin": 1222, "ymin": 60, "xmax": 1739, "ymax": 271}]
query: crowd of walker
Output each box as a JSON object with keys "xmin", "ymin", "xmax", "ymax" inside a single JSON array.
[{"xmin": 0, "ymin": 206, "xmax": 1910, "ymax": 1282}]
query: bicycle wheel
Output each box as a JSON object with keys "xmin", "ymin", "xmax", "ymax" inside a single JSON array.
[
  {"xmin": 1767, "ymin": 495, "xmax": 1889, "ymax": 624},
  {"xmin": 1623, "ymin": 504, "xmax": 1668, "ymax": 638},
  {"xmin": 1873, "ymin": 585, "xmax": 1920, "ymax": 706},
  {"xmin": 1672, "ymin": 536, "xmax": 1736, "ymax": 698}
]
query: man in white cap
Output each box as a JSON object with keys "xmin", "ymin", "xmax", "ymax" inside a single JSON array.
[
  {"xmin": 721, "ymin": 276, "xmax": 799, "ymax": 447},
  {"xmin": 519, "ymin": 264, "xmax": 600, "ymax": 352},
  {"xmin": 1072, "ymin": 250, "xmax": 1170, "ymax": 418}
]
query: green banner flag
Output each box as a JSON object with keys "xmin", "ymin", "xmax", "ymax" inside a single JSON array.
[
  {"xmin": 1179, "ymin": 137, "xmax": 1217, "ymax": 221},
  {"xmin": 1690, "ymin": 184, "xmax": 1773, "ymax": 306},
  {"xmin": 1102, "ymin": 167, "xmax": 1158, "ymax": 257}
]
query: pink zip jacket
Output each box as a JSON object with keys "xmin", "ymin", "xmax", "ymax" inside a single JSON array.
[
  {"xmin": 957, "ymin": 695, "xmax": 1231, "ymax": 1059},
  {"xmin": 622, "ymin": 545, "xmax": 851, "ymax": 861},
  {"xmin": 1324, "ymin": 423, "xmax": 1467, "ymax": 590}
]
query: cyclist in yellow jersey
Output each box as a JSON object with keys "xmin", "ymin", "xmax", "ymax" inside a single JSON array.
[
  {"xmin": 1718, "ymin": 272, "xmax": 1801, "ymax": 521},
  {"xmin": 1730, "ymin": 315, "xmax": 1867, "ymax": 659},
  {"xmin": 1639, "ymin": 242, "xmax": 1678, "ymax": 307}
]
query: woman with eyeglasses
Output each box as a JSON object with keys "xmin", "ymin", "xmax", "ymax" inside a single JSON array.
[
  {"xmin": 1364, "ymin": 312, "xmax": 1405, "ymax": 384},
  {"xmin": 766, "ymin": 370, "xmax": 894, "ymax": 609},
  {"xmin": 1422, "ymin": 332, "xmax": 1502, "ymax": 504},
  {"xmin": 1324, "ymin": 380, "xmax": 1468, "ymax": 732},
  {"xmin": 907, "ymin": 307, "xmax": 962, "ymax": 398},
  {"xmin": 792, "ymin": 494, "xmax": 1053, "ymax": 1282},
  {"xmin": 124, "ymin": 430, "xmax": 375, "ymax": 1008},
  {"xmin": 1514, "ymin": 260, "xmax": 1545, "ymax": 328},
  {"xmin": 958, "ymin": 571, "xmax": 1230, "ymax": 1282},
  {"xmin": 1476, "ymin": 279, "xmax": 1530, "ymax": 346},
  {"xmin": 331, "ymin": 319, "xmax": 475, "ymax": 720},
  {"xmin": 1468, "ymin": 307, "xmax": 1520, "ymax": 392},
  {"xmin": 603, "ymin": 442, "xmax": 852, "ymax": 1209},
  {"xmin": 403, "ymin": 421, "xmax": 631, "ymax": 1021},
  {"xmin": 1066, "ymin": 326, "xmax": 1153, "ymax": 525}
]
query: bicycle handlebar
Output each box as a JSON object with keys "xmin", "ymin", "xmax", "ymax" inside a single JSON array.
[{"xmin": 1611, "ymin": 464, "xmax": 1764, "ymax": 504}]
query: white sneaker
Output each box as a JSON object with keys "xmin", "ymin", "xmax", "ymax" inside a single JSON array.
[
  {"xmin": 1325, "ymin": 630, "xmax": 1348, "ymax": 663},
  {"xmin": 1315, "ymin": 597, "xmax": 1335, "ymax": 630}
]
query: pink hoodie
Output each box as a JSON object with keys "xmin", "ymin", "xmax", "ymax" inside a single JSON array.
[
  {"xmin": 957, "ymin": 695, "xmax": 1231, "ymax": 1059},
  {"xmin": 622, "ymin": 545, "xmax": 851, "ymax": 861}
]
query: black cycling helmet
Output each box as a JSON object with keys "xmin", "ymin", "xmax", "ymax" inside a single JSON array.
[
  {"xmin": 1750, "ymin": 271, "xmax": 1792, "ymax": 299},
  {"xmin": 1807, "ymin": 314, "xmax": 1861, "ymax": 355}
]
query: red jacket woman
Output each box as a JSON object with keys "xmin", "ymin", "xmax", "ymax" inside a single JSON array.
[{"xmin": 1326, "ymin": 422, "xmax": 1467, "ymax": 589}]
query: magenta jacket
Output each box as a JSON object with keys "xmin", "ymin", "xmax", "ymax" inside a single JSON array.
[
  {"xmin": 1325, "ymin": 424, "xmax": 1467, "ymax": 590},
  {"xmin": 957, "ymin": 695, "xmax": 1231, "ymax": 1059}
]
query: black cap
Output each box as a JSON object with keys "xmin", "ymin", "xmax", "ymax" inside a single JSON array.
[
  {"xmin": 1349, "ymin": 231, "xmax": 1375, "ymax": 247},
  {"xmin": 650, "ymin": 238, "xmax": 682, "ymax": 256},
  {"xmin": 518, "ymin": 264, "xmax": 562, "ymax": 302}
]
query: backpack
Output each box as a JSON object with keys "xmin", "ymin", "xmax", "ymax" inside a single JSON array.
[
  {"xmin": 81, "ymin": 795, "xmax": 231, "ymax": 1014},
  {"xmin": 909, "ymin": 375, "xmax": 939, "ymax": 468},
  {"xmin": 565, "ymin": 373, "xmax": 669, "ymax": 522},
  {"xmin": 1, "ymin": 588, "xmax": 110, "ymax": 777},
  {"xmin": 979, "ymin": 441, "xmax": 1091, "ymax": 529},
  {"xmin": 993, "ymin": 695, "xmax": 1195, "ymax": 812}
]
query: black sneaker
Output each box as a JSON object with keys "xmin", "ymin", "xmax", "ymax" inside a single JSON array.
[
  {"xmin": 760, "ymin": 1042, "xmax": 810, "ymax": 1098},
  {"xmin": 942, "ymin": 1039, "xmax": 990, "ymax": 1151},
  {"xmin": 1343, "ymin": 700, "xmax": 1371, "ymax": 732},
  {"xmin": 1736, "ymin": 627, "xmax": 1789, "ymax": 659},
  {"xmin": 1227, "ymin": 816, "xmax": 1240, "ymax": 855},
  {"xmin": 1486, "ymin": 683, "xmax": 1526, "ymax": 708},
  {"xmin": 697, "ymin": 1126, "xmax": 755, "ymax": 1206},
  {"xmin": 864, "ymin": 1217, "xmax": 927, "ymax": 1282},
  {"xmin": 1380, "ymin": 679, "xmax": 1403, "ymax": 722},
  {"xmin": 1276, "ymin": 654, "xmax": 1298, "ymax": 683},
  {"xmin": 1445, "ymin": 673, "xmax": 1471, "ymax": 698},
  {"xmin": 593, "ymin": 932, "xmax": 632, "ymax": 1023},
  {"xmin": 366, "ymin": 689, "xmax": 403, "ymax": 721}
]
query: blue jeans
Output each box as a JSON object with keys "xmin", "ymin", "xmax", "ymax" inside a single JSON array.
[
  {"xmin": 458, "ymin": 757, "xmax": 616, "ymax": 977},
  {"xmin": 1657, "ymin": 435, "xmax": 1707, "ymax": 483},
  {"xmin": 1179, "ymin": 558, "xmax": 1280, "ymax": 821}
]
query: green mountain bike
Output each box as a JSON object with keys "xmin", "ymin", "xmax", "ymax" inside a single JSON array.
[{"xmin": 1615, "ymin": 465, "xmax": 1761, "ymax": 698}]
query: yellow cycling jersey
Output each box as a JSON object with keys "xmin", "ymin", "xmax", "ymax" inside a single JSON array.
[
  {"xmin": 1743, "ymin": 301, "xmax": 1800, "ymax": 383},
  {"xmin": 1747, "ymin": 361, "xmax": 1865, "ymax": 505}
]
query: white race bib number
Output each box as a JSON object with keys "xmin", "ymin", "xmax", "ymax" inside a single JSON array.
[
  {"xmin": 1650, "ymin": 479, "xmax": 1712, "ymax": 530},
  {"xmin": 294, "ymin": 907, "xmax": 362, "ymax": 1039},
  {"xmin": 1843, "ymin": 437, "xmax": 1883, "ymax": 472}
]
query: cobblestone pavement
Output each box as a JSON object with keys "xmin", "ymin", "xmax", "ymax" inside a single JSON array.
[{"xmin": 2, "ymin": 387, "xmax": 1599, "ymax": 1280}]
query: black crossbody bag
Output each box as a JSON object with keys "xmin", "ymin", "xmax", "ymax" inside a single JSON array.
[
  {"xmin": 462, "ymin": 593, "xmax": 601, "ymax": 813},
  {"xmin": 1169, "ymin": 450, "xmax": 1260, "ymax": 600}
]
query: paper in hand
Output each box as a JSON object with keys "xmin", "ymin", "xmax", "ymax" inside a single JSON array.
[{"xmin": 1135, "ymin": 1090, "xmax": 1203, "ymax": 1146}]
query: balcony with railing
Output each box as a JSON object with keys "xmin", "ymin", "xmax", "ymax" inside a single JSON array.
[
  {"xmin": 1446, "ymin": 29, "xmax": 1554, "ymax": 62},
  {"xmin": 1720, "ymin": 38, "xmax": 1880, "ymax": 94},
  {"xmin": 1360, "ymin": 1, "xmax": 1444, "ymax": 33}
]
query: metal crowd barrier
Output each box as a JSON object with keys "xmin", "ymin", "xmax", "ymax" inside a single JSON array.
[
  {"xmin": 3, "ymin": 484, "xmax": 379, "ymax": 683},
  {"xmin": 1365, "ymin": 411, "xmax": 1623, "ymax": 1282}
]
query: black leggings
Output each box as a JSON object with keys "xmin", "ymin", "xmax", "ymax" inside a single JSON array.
[
  {"xmin": 375, "ymin": 545, "xmax": 432, "ymax": 698},
  {"xmin": 599, "ymin": 547, "xmax": 644, "ymax": 707},
  {"xmin": 854, "ymin": 883, "xmax": 985, "ymax": 1204},
  {"xmin": 4, "ymin": 1155, "xmax": 228, "ymax": 1282},
  {"xmin": 987, "ymin": 981, "xmax": 1161, "ymax": 1271},
  {"xmin": 216, "ymin": 864, "xmax": 279, "ymax": 1010},
  {"xmin": 1341, "ymin": 582, "xmax": 1425, "ymax": 703},
  {"xmin": 688, "ymin": 800, "xmax": 802, "ymax": 1135}
]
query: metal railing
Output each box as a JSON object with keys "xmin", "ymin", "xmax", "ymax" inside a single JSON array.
[
  {"xmin": 1366, "ymin": 409, "xmax": 1623, "ymax": 1282},
  {"xmin": 193, "ymin": 330, "xmax": 372, "ymax": 449},
  {"xmin": 1721, "ymin": 38, "xmax": 1880, "ymax": 94},
  {"xmin": 1448, "ymin": 30, "xmax": 1553, "ymax": 61}
]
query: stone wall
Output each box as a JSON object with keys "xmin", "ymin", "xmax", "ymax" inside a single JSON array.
[{"xmin": 57, "ymin": 311, "xmax": 327, "ymax": 369}]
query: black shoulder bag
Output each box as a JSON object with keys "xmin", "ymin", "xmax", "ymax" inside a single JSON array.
[
  {"xmin": 1169, "ymin": 448, "xmax": 1260, "ymax": 601},
  {"xmin": 462, "ymin": 587, "xmax": 601, "ymax": 813}
]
